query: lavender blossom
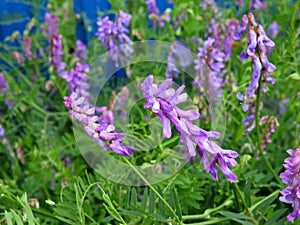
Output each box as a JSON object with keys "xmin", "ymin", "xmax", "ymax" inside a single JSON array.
[
  {"xmin": 200, "ymin": 0, "xmax": 219, "ymax": 13},
  {"xmin": 12, "ymin": 51, "xmax": 25, "ymax": 66},
  {"xmin": 224, "ymin": 19, "xmax": 239, "ymax": 59},
  {"xmin": 95, "ymin": 10, "xmax": 133, "ymax": 68},
  {"xmin": 63, "ymin": 92, "xmax": 135, "ymax": 156},
  {"xmin": 41, "ymin": 13, "xmax": 59, "ymax": 38},
  {"xmin": 23, "ymin": 37, "xmax": 32, "ymax": 60},
  {"xmin": 61, "ymin": 62, "xmax": 90, "ymax": 98},
  {"xmin": 267, "ymin": 21, "xmax": 279, "ymax": 39},
  {"xmin": 0, "ymin": 72, "xmax": 8, "ymax": 90},
  {"xmin": 146, "ymin": 0, "xmax": 171, "ymax": 28},
  {"xmin": 206, "ymin": 19, "xmax": 223, "ymax": 49},
  {"xmin": 73, "ymin": 40, "xmax": 87, "ymax": 61},
  {"xmin": 235, "ymin": 0, "xmax": 244, "ymax": 6},
  {"xmin": 141, "ymin": 75, "xmax": 238, "ymax": 182},
  {"xmin": 259, "ymin": 115, "xmax": 279, "ymax": 153},
  {"xmin": 146, "ymin": 0, "xmax": 159, "ymax": 18},
  {"xmin": 0, "ymin": 126, "xmax": 4, "ymax": 139},
  {"xmin": 280, "ymin": 146, "xmax": 300, "ymax": 221},
  {"xmin": 234, "ymin": 13, "xmax": 276, "ymax": 129},
  {"xmin": 51, "ymin": 33, "xmax": 66, "ymax": 76},
  {"xmin": 250, "ymin": 0, "xmax": 268, "ymax": 11},
  {"xmin": 194, "ymin": 37, "xmax": 226, "ymax": 100}
]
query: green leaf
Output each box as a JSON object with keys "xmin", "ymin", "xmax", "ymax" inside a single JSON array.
[
  {"xmin": 220, "ymin": 211, "xmax": 252, "ymax": 221},
  {"xmin": 130, "ymin": 187, "xmax": 137, "ymax": 206},
  {"xmin": 288, "ymin": 72, "xmax": 300, "ymax": 80},
  {"xmin": 141, "ymin": 188, "xmax": 148, "ymax": 211},
  {"xmin": 264, "ymin": 209, "xmax": 287, "ymax": 225},
  {"xmin": 170, "ymin": 186, "xmax": 182, "ymax": 220},
  {"xmin": 157, "ymin": 186, "xmax": 165, "ymax": 216},
  {"xmin": 252, "ymin": 193, "xmax": 278, "ymax": 215},
  {"xmin": 149, "ymin": 189, "xmax": 155, "ymax": 214},
  {"xmin": 244, "ymin": 178, "xmax": 251, "ymax": 207}
]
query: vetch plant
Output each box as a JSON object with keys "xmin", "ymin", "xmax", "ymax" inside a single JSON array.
[{"xmin": 141, "ymin": 75, "xmax": 238, "ymax": 182}]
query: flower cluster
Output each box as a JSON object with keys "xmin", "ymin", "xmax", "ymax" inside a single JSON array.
[
  {"xmin": 234, "ymin": 13, "xmax": 276, "ymax": 128},
  {"xmin": 259, "ymin": 115, "xmax": 279, "ymax": 153},
  {"xmin": 95, "ymin": 10, "xmax": 133, "ymax": 68},
  {"xmin": 280, "ymin": 146, "xmax": 300, "ymax": 221},
  {"xmin": 41, "ymin": 13, "xmax": 59, "ymax": 38},
  {"xmin": 267, "ymin": 21, "xmax": 279, "ymax": 39},
  {"xmin": 166, "ymin": 42, "xmax": 183, "ymax": 78},
  {"xmin": 250, "ymin": 0, "xmax": 268, "ymax": 11},
  {"xmin": 224, "ymin": 19, "xmax": 240, "ymax": 59},
  {"xmin": 51, "ymin": 33, "xmax": 66, "ymax": 76},
  {"xmin": 23, "ymin": 37, "xmax": 33, "ymax": 60},
  {"xmin": 194, "ymin": 37, "xmax": 226, "ymax": 100},
  {"xmin": 146, "ymin": 0, "xmax": 171, "ymax": 28},
  {"xmin": 141, "ymin": 75, "xmax": 238, "ymax": 182},
  {"xmin": 96, "ymin": 86, "xmax": 130, "ymax": 124},
  {"xmin": 61, "ymin": 62, "xmax": 90, "ymax": 98},
  {"xmin": 63, "ymin": 92, "xmax": 135, "ymax": 156},
  {"xmin": 73, "ymin": 40, "xmax": 88, "ymax": 62},
  {"xmin": 0, "ymin": 72, "xmax": 8, "ymax": 90}
]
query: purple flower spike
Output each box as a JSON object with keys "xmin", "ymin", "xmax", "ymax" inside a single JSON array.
[
  {"xmin": 235, "ymin": 13, "xmax": 276, "ymax": 131},
  {"xmin": 64, "ymin": 92, "xmax": 135, "ymax": 157},
  {"xmin": 233, "ymin": 15, "xmax": 248, "ymax": 40},
  {"xmin": 280, "ymin": 146, "xmax": 300, "ymax": 222},
  {"xmin": 41, "ymin": 13, "xmax": 59, "ymax": 38},
  {"xmin": 96, "ymin": 10, "xmax": 133, "ymax": 69},
  {"xmin": 0, "ymin": 72, "xmax": 8, "ymax": 90},
  {"xmin": 250, "ymin": 0, "xmax": 268, "ymax": 11},
  {"xmin": 267, "ymin": 21, "xmax": 279, "ymax": 39},
  {"xmin": 74, "ymin": 40, "xmax": 87, "ymax": 61},
  {"xmin": 141, "ymin": 75, "xmax": 238, "ymax": 182}
]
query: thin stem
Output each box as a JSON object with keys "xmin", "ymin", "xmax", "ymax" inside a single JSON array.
[
  {"xmin": 183, "ymin": 217, "xmax": 230, "ymax": 225},
  {"xmin": 255, "ymin": 74, "xmax": 282, "ymax": 184},
  {"xmin": 123, "ymin": 157, "xmax": 182, "ymax": 225},
  {"xmin": 182, "ymin": 198, "xmax": 232, "ymax": 221}
]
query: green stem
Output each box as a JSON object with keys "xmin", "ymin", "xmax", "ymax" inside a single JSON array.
[
  {"xmin": 255, "ymin": 75, "xmax": 282, "ymax": 184},
  {"xmin": 182, "ymin": 198, "xmax": 232, "ymax": 221},
  {"xmin": 123, "ymin": 157, "xmax": 182, "ymax": 225},
  {"xmin": 183, "ymin": 217, "xmax": 230, "ymax": 225}
]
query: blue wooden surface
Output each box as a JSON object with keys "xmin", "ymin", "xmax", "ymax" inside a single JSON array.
[
  {"xmin": 0, "ymin": 0, "xmax": 48, "ymax": 44},
  {"xmin": 73, "ymin": 0, "xmax": 113, "ymax": 45}
]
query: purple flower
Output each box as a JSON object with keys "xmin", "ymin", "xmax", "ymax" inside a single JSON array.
[
  {"xmin": 51, "ymin": 33, "xmax": 66, "ymax": 76},
  {"xmin": 0, "ymin": 126, "xmax": 5, "ymax": 139},
  {"xmin": 146, "ymin": 0, "xmax": 159, "ymax": 18},
  {"xmin": 224, "ymin": 19, "xmax": 239, "ymax": 58},
  {"xmin": 95, "ymin": 10, "xmax": 133, "ymax": 68},
  {"xmin": 63, "ymin": 92, "xmax": 135, "ymax": 156},
  {"xmin": 200, "ymin": 0, "xmax": 219, "ymax": 13},
  {"xmin": 235, "ymin": 0, "xmax": 244, "ymax": 6},
  {"xmin": 206, "ymin": 19, "xmax": 223, "ymax": 49},
  {"xmin": 12, "ymin": 51, "xmax": 25, "ymax": 66},
  {"xmin": 73, "ymin": 40, "xmax": 87, "ymax": 61},
  {"xmin": 23, "ymin": 37, "xmax": 32, "ymax": 60},
  {"xmin": 250, "ymin": 0, "xmax": 268, "ymax": 11},
  {"xmin": 0, "ymin": 72, "xmax": 8, "ymax": 90},
  {"xmin": 194, "ymin": 37, "xmax": 225, "ymax": 100},
  {"xmin": 235, "ymin": 13, "xmax": 276, "ymax": 130},
  {"xmin": 41, "ymin": 13, "xmax": 59, "ymax": 38},
  {"xmin": 280, "ymin": 146, "xmax": 300, "ymax": 221},
  {"xmin": 267, "ymin": 21, "xmax": 279, "ymax": 39},
  {"xmin": 141, "ymin": 75, "xmax": 238, "ymax": 182},
  {"xmin": 62, "ymin": 62, "xmax": 90, "ymax": 98},
  {"xmin": 258, "ymin": 116, "xmax": 279, "ymax": 154}
]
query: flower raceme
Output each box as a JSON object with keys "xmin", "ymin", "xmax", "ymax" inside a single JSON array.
[
  {"xmin": 63, "ymin": 92, "xmax": 135, "ymax": 157},
  {"xmin": 234, "ymin": 13, "xmax": 276, "ymax": 129},
  {"xmin": 280, "ymin": 146, "xmax": 300, "ymax": 221},
  {"xmin": 141, "ymin": 75, "xmax": 238, "ymax": 182},
  {"xmin": 95, "ymin": 10, "xmax": 133, "ymax": 68}
]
